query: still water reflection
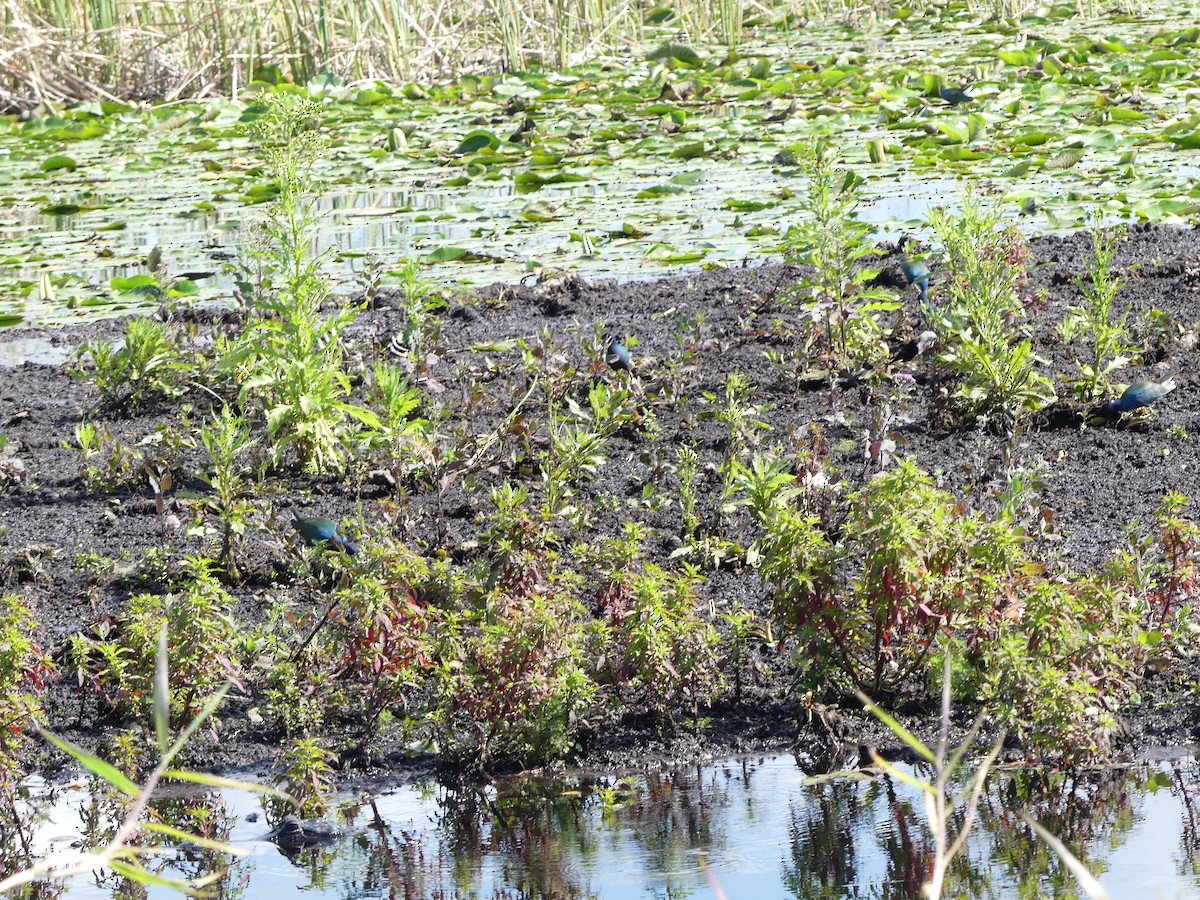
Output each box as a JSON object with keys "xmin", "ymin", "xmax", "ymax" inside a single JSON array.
[{"xmin": 17, "ymin": 754, "xmax": 1200, "ymax": 898}]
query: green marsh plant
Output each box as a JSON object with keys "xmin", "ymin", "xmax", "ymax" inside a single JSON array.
[
  {"xmin": 0, "ymin": 594, "xmax": 54, "ymax": 781},
  {"xmin": 1, "ymin": 625, "xmax": 282, "ymax": 896},
  {"xmin": 274, "ymin": 738, "xmax": 337, "ymax": 819},
  {"xmin": 73, "ymin": 423, "xmax": 146, "ymax": 493},
  {"xmin": 221, "ymin": 95, "xmax": 379, "ymax": 474},
  {"xmin": 1059, "ymin": 220, "xmax": 1134, "ymax": 403},
  {"xmin": 975, "ymin": 574, "xmax": 1138, "ymax": 759},
  {"xmin": 757, "ymin": 460, "xmax": 1027, "ymax": 697},
  {"xmin": 437, "ymin": 489, "xmax": 597, "ymax": 764},
  {"xmin": 601, "ymin": 563, "xmax": 722, "ymax": 727},
  {"xmin": 781, "ymin": 142, "xmax": 898, "ymax": 371},
  {"xmin": 294, "ymin": 546, "xmax": 436, "ymax": 746},
  {"xmin": 193, "ymin": 406, "xmax": 258, "ymax": 579},
  {"xmin": 75, "ymin": 559, "xmax": 239, "ymax": 723},
  {"xmin": 367, "ymin": 361, "xmax": 433, "ymax": 494},
  {"xmin": 928, "ymin": 194, "xmax": 1055, "ymax": 429},
  {"xmin": 84, "ymin": 318, "xmax": 186, "ymax": 411},
  {"xmin": 390, "ymin": 258, "xmax": 444, "ymax": 377},
  {"xmin": 673, "ymin": 371, "xmax": 767, "ymax": 569}
]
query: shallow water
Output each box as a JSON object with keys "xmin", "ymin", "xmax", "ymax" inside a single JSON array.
[
  {"xmin": 3, "ymin": 6, "xmax": 1200, "ymax": 325},
  {"xmin": 16, "ymin": 753, "xmax": 1200, "ymax": 898}
]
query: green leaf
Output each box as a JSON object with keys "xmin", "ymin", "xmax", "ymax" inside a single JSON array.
[
  {"xmin": 336, "ymin": 403, "xmax": 383, "ymax": 429},
  {"xmin": 669, "ymin": 141, "xmax": 706, "ymax": 160},
  {"xmin": 36, "ymin": 724, "xmax": 141, "ymax": 798},
  {"xmin": 638, "ymin": 184, "xmax": 684, "ymax": 197},
  {"xmin": 1108, "ymin": 107, "xmax": 1147, "ymax": 123},
  {"xmin": 108, "ymin": 860, "xmax": 205, "ymax": 892},
  {"xmin": 856, "ymin": 689, "xmax": 937, "ymax": 763},
  {"xmin": 425, "ymin": 246, "xmax": 468, "ymax": 263},
  {"xmin": 453, "ymin": 130, "xmax": 499, "ymax": 155},
  {"xmin": 144, "ymin": 821, "xmax": 252, "ymax": 855},
  {"xmin": 997, "ymin": 48, "xmax": 1038, "ymax": 66},
  {"xmin": 167, "ymin": 767, "xmax": 283, "ymax": 796},
  {"xmin": 1167, "ymin": 131, "xmax": 1200, "ymax": 149},
  {"xmin": 40, "ymin": 155, "xmax": 78, "ymax": 173},
  {"xmin": 967, "ymin": 114, "xmax": 985, "ymax": 143},
  {"xmin": 942, "ymin": 147, "xmax": 988, "ymax": 161},
  {"xmin": 1011, "ymin": 132, "xmax": 1053, "ymax": 146},
  {"xmin": 1042, "ymin": 147, "xmax": 1085, "ymax": 170},
  {"xmin": 354, "ymin": 88, "xmax": 393, "ymax": 107},
  {"xmin": 648, "ymin": 43, "xmax": 703, "ymax": 66},
  {"xmin": 110, "ymin": 275, "xmax": 160, "ymax": 294},
  {"xmin": 724, "ymin": 198, "xmax": 771, "ymax": 211}
]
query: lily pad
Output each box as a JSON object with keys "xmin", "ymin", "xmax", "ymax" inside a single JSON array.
[
  {"xmin": 648, "ymin": 43, "xmax": 703, "ymax": 67},
  {"xmin": 454, "ymin": 130, "xmax": 500, "ymax": 155},
  {"xmin": 40, "ymin": 156, "xmax": 78, "ymax": 173}
]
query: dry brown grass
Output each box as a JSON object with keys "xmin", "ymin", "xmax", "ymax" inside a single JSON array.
[
  {"xmin": 0, "ymin": 0, "xmax": 660, "ymax": 110},
  {"xmin": 0, "ymin": 0, "xmax": 895, "ymax": 111}
]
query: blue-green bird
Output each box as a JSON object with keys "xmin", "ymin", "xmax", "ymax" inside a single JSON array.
[
  {"xmin": 606, "ymin": 334, "xmax": 633, "ymax": 372},
  {"xmin": 901, "ymin": 258, "xmax": 931, "ymax": 305},
  {"xmin": 292, "ymin": 512, "xmax": 359, "ymax": 555},
  {"xmin": 1106, "ymin": 377, "xmax": 1176, "ymax": 414}
]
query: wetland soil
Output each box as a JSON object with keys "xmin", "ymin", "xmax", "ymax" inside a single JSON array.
[{"xmin": 5, "ymin": 223, "xmax": 1200, "ymax": 785}]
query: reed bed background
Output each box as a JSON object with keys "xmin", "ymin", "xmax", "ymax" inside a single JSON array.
[
  {"xmin": 0, "ymin": 0, "xmax": 823, "ymax": 110},
  {"xmin": 0, "ymin": 0, "xmax": 1132, "ymax": 112}
]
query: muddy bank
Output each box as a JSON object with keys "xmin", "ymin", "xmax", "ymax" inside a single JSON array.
[{"xmin": 3, "ymin": 223, "xmax": 1200, "ymax": 784}]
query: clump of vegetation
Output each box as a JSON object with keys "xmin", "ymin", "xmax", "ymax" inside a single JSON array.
[
  {"xmin": 434, "ymin": 486, "xmax": 596, "ymax": 765},
  {"xmin": 601, "ymin": 562, "xmax": 722, "ymax": 725},
  {"xmin": 1129, "ymin": 492, "xmax": 1200, "ymax": 640},
  {"xmin": 1059, "ymin": 219, "xmax": 1134, "ymax": 402},
  {"xmin": 70, "ymin": 559, "xmax": 238, "ymax": 722},
  {"xmin": 191, "ymin": 406, "xmax": 258, "ymax": 579},
  {"xmin": 0, "ymin": 594, "xmax": 54, "ymax": 778},
  {"xmin": 780, "ymin": 141, "xmax": 899, "ymax": 371},
  {"xmin": 974, "ymin": 575, "xmax": 1138, "ymax": 759},
  {"xmin": 274, "ymin": 737, "xmax": 336, "ymax": 819},
  {"xmin": 928, "ymin": 193, "xmax": 1055, "ymax": 429},
  {"xmin": 756, "ymin": 459, "xmax": 1025, "ymax": 696},
  {"xmin": 82, "ymin": 318, "xmax": 189, "ymax": 411}
]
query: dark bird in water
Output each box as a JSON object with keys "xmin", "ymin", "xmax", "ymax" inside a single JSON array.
[
  {"xmin": 1105, "ymin": 377, "xmax": 1176, "ymax": 414},
  {"xmin": 891, "ymin": 330, "xmax": 939, "ymax": 363},
  {"xmin": 939, "ymin": 85, "xmax": 973, "ymax": 105},
  {"xmin": 265, "ymin": 815, "xmax": 346, "ymax": 851},
  {"xmin": 901, "ymin": 258, "xmax": 931, "ymax": 305},
  {"xmin": 292, "ymin": 512, "xmax": 358, "ymax": 555},
  {"xmin": 605, "ymin": 334, "xmax": 633, "ymax": 372}
]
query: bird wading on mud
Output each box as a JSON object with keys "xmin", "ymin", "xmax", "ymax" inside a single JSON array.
[
  {"xmin": 901, "ymin": 258, "xmax": 931, "ymax": 306},
  {"xmin": 606, "ymin": 334, "xmax": 633, "ymax": 372},
  {"xmin": 1105, "ymin": 377, "xmax": 1176, "ymax": 415},
  {"xmin": 292, "ymin": 512, "xmax": 359, "ymax": 555}
]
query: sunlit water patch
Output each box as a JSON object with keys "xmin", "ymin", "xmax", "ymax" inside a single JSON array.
[{"xmin": 15, "ymin": 754, "xmax": 1200, "ymax": 898}]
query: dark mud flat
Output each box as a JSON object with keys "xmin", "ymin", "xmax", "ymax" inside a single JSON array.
[{"xmin": 4, "ymin": 223, "xmax": 1200, "ymax": 783}]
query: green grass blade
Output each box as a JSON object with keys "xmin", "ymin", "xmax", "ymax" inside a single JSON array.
[
  {"xmin": 856, "ymin": 689, "xmax": 936, "ymax": 764},
  {"xmin": 143, "ymin": 822, "xmax": 252, "ymax": 856},
  {"xmin": 35, "ymin": 724, "xmax": 140, "ymax": 798},
  {"xmin": 154, "ymin": 622, "xmax": 170, "ymax": 755}
]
